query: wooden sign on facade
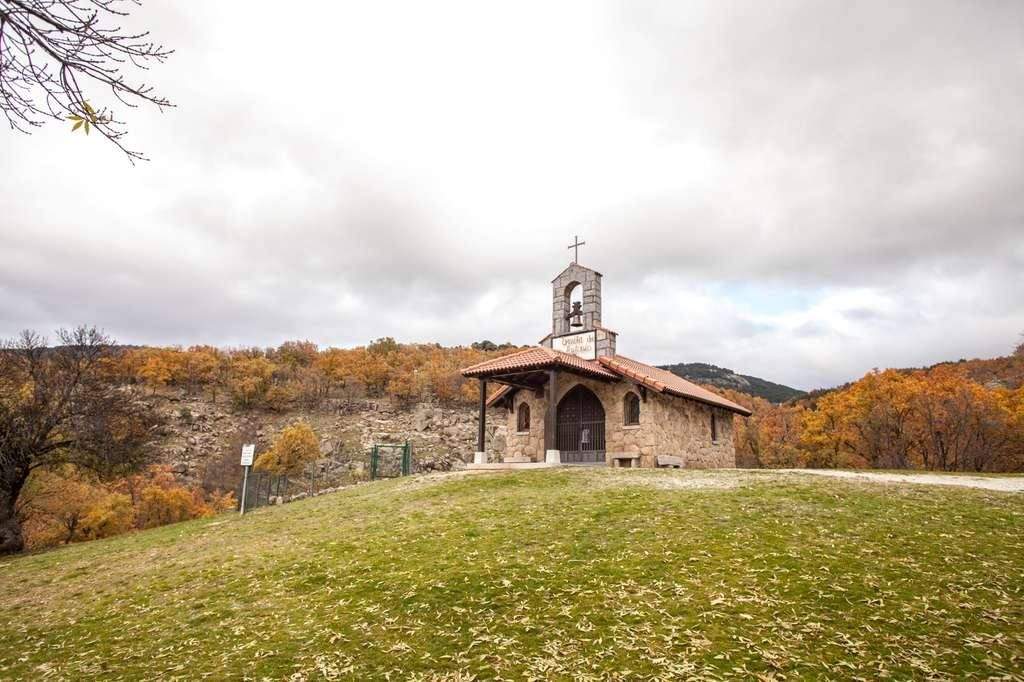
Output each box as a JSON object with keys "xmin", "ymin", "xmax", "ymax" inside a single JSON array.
[{"xmin": 552, "ymin": 330, "xmax": 597, "ymax": 360}]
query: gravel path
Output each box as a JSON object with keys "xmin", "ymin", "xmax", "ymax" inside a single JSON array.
[{"xmin": 780, "ymin": 469, "xmax": 1024, "ymax": 492}]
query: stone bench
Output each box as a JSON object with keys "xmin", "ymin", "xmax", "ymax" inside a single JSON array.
[
  {"xmin": 657, "ymin": 455, "xmax": 684, "ymax": 468},
  {"xmin": 608, "ymin": 453, "xmax": 641, "ymax": 468}
]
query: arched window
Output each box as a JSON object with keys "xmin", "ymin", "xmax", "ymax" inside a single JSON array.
[
  {"xmin": 517, "ymin": 402, "xmax": 530, "ymax": 432},
  {"xmin": 623, "ymin": 392, "xmax": 641, "ymax": 426}
]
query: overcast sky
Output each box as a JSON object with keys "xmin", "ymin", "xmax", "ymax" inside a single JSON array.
[{"xmin": 2, "ymin": 1, "xmax": 1023, "ymax": 390}]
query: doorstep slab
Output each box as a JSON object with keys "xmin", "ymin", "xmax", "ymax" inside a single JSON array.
[{"xmin": 466, "ymin": 462, "xmax": 562, "ymax": 470}]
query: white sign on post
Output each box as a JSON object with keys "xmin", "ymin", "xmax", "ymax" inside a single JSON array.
[
  {"xmin": 552, "ymin": 330, "xmax": 597, "ymax": 360},
  {"xmin": 239, "ymin": 444, "xmax": 256, "ymax": 516}
]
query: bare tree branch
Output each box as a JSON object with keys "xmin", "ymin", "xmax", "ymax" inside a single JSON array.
[{"xmin": 0, "ymin": 0, "xmax": 172, "ymax": 163}]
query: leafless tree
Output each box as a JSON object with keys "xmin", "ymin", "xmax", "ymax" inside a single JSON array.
[
  {"xmin": 0, "ymin": 0, "xmax": 172, "ymax": 162},
  {"xmin": 0, "ymin": 326, "xmax": 162, "ymax": 554}
]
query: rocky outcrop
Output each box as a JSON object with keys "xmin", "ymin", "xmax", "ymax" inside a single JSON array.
[{"xmin": 154, "ymin": 392, "xmax": 505, "ymax": 488}]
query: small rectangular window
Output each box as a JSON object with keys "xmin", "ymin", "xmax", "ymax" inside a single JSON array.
[
  {"xmin": 624, "ymin": 392, "xmax": 640, "ymax": 426},
  {"xmin": 711, "ymin": 412, "xmax": 718, "ymax": 442}
]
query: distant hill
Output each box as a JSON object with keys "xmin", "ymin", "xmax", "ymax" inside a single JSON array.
[
  {"xmin": 932, "ymin": 355, "xmax": 1024, "ymax": 390},
  {"xmin": 659, "ymin": 362, "xmax": 805, "ymax": 403},
  {"xmin": 801, "ymin": 353, "xmax": 1024, "ymax": 403}
]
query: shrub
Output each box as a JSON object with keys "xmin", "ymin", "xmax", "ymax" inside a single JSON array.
[
  {"xmin": 81, "ymin": 493, "xmax": 135, "ymax": 540},
  {"xmin": 206, "ymin": 490, "xmax": 237, "ymax": 514},
  {"xmin": 255, "ymin": 421, "xmax": 321, "ymax": 476},
  {"xmin": 136, "ymin": 485, "xmax": 201, "ymax": 529}
]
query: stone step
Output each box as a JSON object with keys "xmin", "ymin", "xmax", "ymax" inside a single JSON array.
[{"xmin": 466, "ymin": 462, "xmax": 561, "ymax": 470}]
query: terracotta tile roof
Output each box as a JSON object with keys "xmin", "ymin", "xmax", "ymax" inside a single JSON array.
[
  {"xmin": 461, "ymin": 346, "xmax": 618, "ymax": 380},
  {"xmin": 598, "ymin": 355, "xmax": 753, "ymax": 416},
  {"xmin": 465, "ymin": 348, "xmax": 752, "ymax": 415}
]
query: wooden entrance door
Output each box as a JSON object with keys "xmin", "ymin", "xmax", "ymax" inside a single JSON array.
[{"xmin": 556, "ymin": 384, "xmax": 606, "ymax": 463}]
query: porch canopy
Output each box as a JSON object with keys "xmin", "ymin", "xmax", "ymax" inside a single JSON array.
[{"xmin": 460, "ymin": 347, "xmax": 618, "ymax": 455}]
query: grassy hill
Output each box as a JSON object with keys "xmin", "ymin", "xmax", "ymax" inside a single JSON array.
[
  {"xmin": 1, "ymin": 469, "xmax": 1022, "ymax": 679},
  {"xmin": 659, "ymin": 362, "xmax": 806, "ymax": 403}
]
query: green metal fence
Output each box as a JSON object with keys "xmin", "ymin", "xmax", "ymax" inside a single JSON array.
[{"xmin": 370, "ymin": 441, "xmax": 412, "ymax": 480}]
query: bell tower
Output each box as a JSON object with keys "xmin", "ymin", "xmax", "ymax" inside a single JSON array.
[
  {"xmin": 543, "ymin": 238, "xmax": 616, "ymax": 359},
  {"xmin": 551, "ymin": 262, "xmax": 602, "ymax": 337}
]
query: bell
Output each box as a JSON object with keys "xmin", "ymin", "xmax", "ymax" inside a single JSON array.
[{"xmin": 569, "ymin": 301, "xmax": 584, "ymax": 328}]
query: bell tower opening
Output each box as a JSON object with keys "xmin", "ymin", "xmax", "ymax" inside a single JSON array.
[
  {"xmin": 551, "ymin": 264, "xmax": 602, "ymax": 337},
  {"xmin": 565, "ymin": 281, "xmax": 584, "ymax": 329},
  {"xmin": 544, "ymin": 240, "xmax": 616, "ymax": 359}
]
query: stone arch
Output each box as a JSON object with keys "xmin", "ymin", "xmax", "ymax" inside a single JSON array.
[{"xmin": 562, "ymin": 280, "xmax": 582, "ymax": 325}]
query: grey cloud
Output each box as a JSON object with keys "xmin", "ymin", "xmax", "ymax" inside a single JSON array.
[
  {"xmin": 2, "ymin": 0, "xmax": 1023, "ymax": 390},
  {"xmin": 793, "ymin": 320, "xmax": 830, "ymax": 338},
  {"xmin": 600, "ymin": 1, "xmax": 1024, "ymax": 286}
]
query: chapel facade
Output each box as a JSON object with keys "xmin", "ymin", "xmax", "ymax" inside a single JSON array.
[{"xmin": 460, "ymin": 260, "xmax": 751, "ymax": 468}]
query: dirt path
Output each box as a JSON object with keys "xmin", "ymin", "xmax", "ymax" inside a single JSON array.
[{"xmin": 780, "ymin": 469, "xmax": 1024, "ymax": 492}]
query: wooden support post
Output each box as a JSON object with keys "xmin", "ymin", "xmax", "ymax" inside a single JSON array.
[
  {"xmin": 475, "ymin": 379, "xmax": 487, "ymax": 463},
  {"xmin": 544, "ymin": 369, "xmax": 557, "ymax": 461}
]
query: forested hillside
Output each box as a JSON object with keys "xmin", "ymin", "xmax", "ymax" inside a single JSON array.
[
  {"xmin": 659, "ymin": 361, "xmax": 805, "ymax": 403},
  {"xmin": 717, "ymin": 343, "xmax": 1024, "ymax": 472}
]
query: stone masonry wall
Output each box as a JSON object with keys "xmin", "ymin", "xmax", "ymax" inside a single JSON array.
[
  {"xmin": 502, "ymin": 374, "xmax": 735, "ymax": 468},
  {"xmin": 504, "ymin": 389, "xmax": 546, "ymax": 461}
]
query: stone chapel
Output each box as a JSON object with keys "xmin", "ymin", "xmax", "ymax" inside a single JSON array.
[{"xmin": 460, "ymin": 259, "xmax": 752, "ymax": 468}]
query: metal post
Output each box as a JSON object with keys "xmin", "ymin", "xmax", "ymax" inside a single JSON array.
[{"xmin": 239, "ymin": 465, "xmax": 250, "ymax": 515}]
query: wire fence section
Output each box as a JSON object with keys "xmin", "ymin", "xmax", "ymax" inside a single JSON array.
[{"xmin": 237, "ymin": 442, "xmax": 415, "ymax": 511}]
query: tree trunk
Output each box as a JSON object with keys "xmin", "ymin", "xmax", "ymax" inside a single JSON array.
[{"xmin": 0, "ymin": 491, "xmax": 24, "ymax": 555}]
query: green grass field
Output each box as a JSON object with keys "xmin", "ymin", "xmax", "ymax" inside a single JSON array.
[{"xmin": 1, "ymin": 469, "xmax": 1022, "ymax": 680}]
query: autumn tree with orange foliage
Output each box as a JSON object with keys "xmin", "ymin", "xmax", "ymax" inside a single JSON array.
[
  {"xmin": 908, "ymin": 366, "xmax": 1009, "ymax": 471},
  {"xmin": 255, "ymin": 422, "xmax": 321, "ymax": 476},
  {"xmin": 0, "ymin": 327, "xmax": 162, "ymax": 554},
  {"xmin": 797, "ymin": 366, "xmax": 1023, "ymax": 472},
  {"xmin": 104, "ymin": 337, "xmax": 519, "ymax": 414}
]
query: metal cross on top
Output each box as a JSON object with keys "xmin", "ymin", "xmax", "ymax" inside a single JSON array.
[{"xmin": 568, "ymin": 235, "xmax": 586, "ymax": 263}]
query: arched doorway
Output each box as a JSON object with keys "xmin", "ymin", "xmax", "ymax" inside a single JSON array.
[{"xmin": 556, "ymin": 384, "xmax": 606, "ymax": 463}]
